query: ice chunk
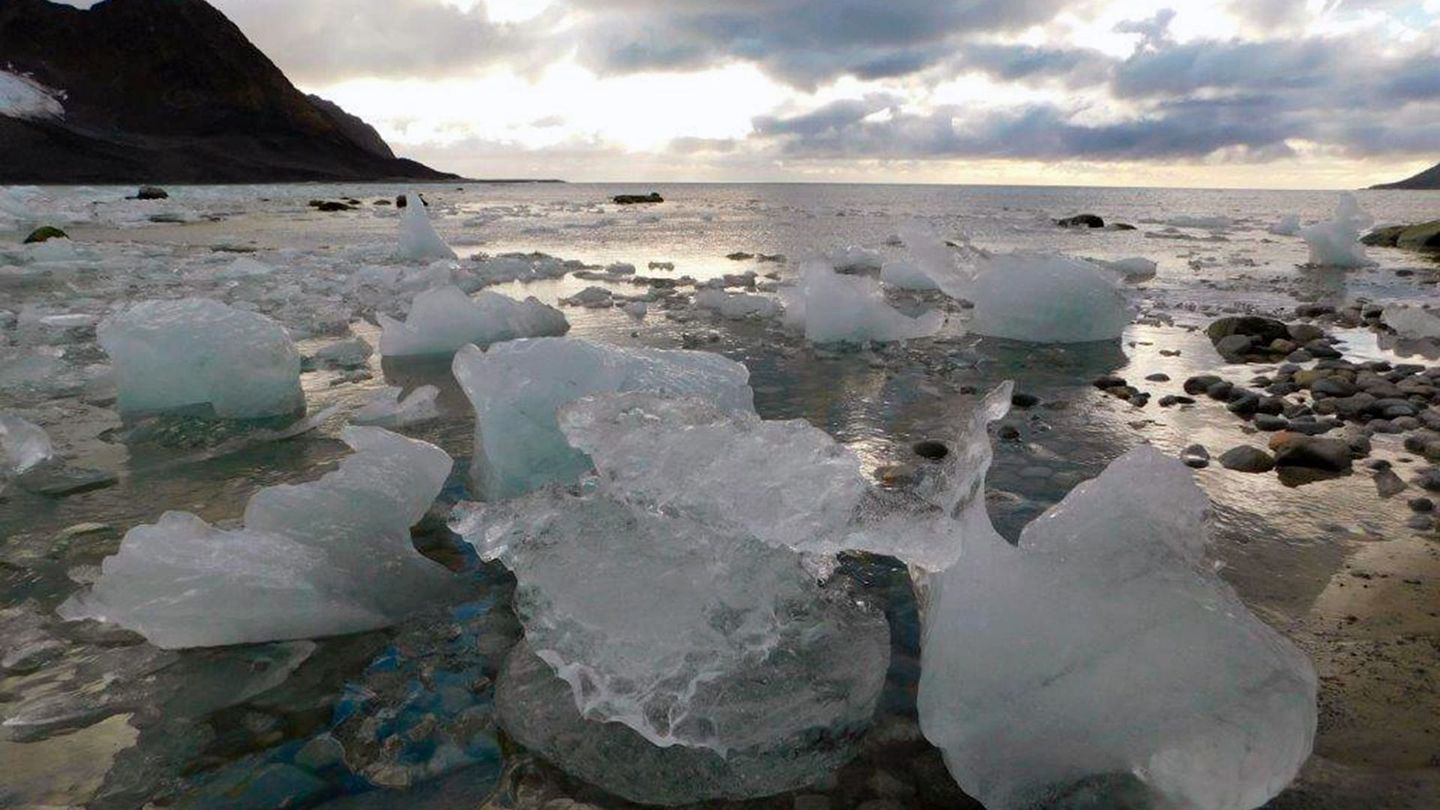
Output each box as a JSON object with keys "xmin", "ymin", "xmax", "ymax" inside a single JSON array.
[
  {"xmin": 918, "ymin": 446, "xmax": 1316, "ymax": 810},
  {"xmin": 556, "ymin": 390, "xmax": 1001, "ymax": 572},
  {"xmin": 880, "ymin": 224, "xmax": 968, "ymax": 291},
  {"xmin": 1098, "ymin": 256, "xmax": 1158, "ymax": 283},
  {"xmin": 826, "ymin": 245, "xmax": 883, "ymax": 273},
  {"xmin": 59, "ymin": 427, "xmax": 460, "ymax": 648},
  {"xmin": 1268, "ymin": 214, "xmax": 1302, "ymax": 236},
  {"xmin": 0, "ymin": 414, "xmax": 54, "ymax": 475},
  {"xmin": 693, "ymin": 288, "xmax": 781, "ymax": 319},
  {"xmin": 377, "ymin": 284, "xmax": 568, "ymax": 357},
  {"xmin": 214, "ymin": 256, "xmax": 276, "ymax": 280},
  {"xmin": 1299, "ymin": 193, "xmax": 1375, "ymax": 268},
  {"xmin": 98, "ymin": 298, "xmax": 304, "ymax": 419},
  {"xmin": 397, "ymin": 192, "xmax": 457, "ymax": 261},
  {"xmin": 353, "ymin": 385, "xmax": 440, "ymax": 428},
  {"xmin": 782, "ymin": 260, "xmax": 944, "ymax": 344},
  {"xmin": 1383, "ymin": 303, "xmax": 1440, "ymax": 341},
  {"xmin": 968, "ymin": 252, "xmax": 1132, "ymax": 343},
  {"xmin": 451, "ymin": 338, "xmax": 753, "ymax": 499}
]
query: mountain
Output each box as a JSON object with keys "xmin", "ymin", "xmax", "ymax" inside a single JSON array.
[
  {"xmin": 1371, "ymin": 161, "xmax": 1440, "ymax": 190},
  {"xmin": 0, "ymin": 0, "xmax": 456, "ymax": 183}
]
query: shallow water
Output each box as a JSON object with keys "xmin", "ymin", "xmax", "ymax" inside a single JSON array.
[{"xmin": 2, "ymin": 182, "xmax": 1439, "ymax": 808}]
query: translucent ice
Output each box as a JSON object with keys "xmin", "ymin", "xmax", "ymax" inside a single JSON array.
[
  {"xmin": 353, "ymin": 385, "xmax": 441, "ymax": 428},
  {"xmin": 1268, "ymin": 214, "xmax": 1302, "ymax": 236},
  {"xmin": 556, "ymin": 390, "xmax": 1000, "ymax": 572},
  {"xmin": 782, "ymin": 260, "xmax": 944, "ymax": 344},
  {"xmin": 377, "ymin": 284, "xmax": 568, "ymax": 357},
  {"xmin": 98, "ymin": 298, "xmax": 304, "ymax": 419},
  {"xmin": 1383, "ymin": 303, "xmax": 1440, "ymax": 341},
  {"xmin": 1098, "ymin": 256, "xmax": 1158, "ymax": 283},
  {"xmin": 451, "ymin": 338, "xmax": 754, "ymax": 499},
  {"xmin": 59, "ymin": 427, "xmax": 460, "ymax": 648},
  {"xmin": 397, "ymin": 193, "xmax": 457, "ymax": 262},
  {"xmin": 968, "ymin": 252, "xmax": 1132, "ymax": 343},
  {"xmin": 693, "ymin": 288, "xmax": 781, "ymax": 319},
  {"xmin": 0, "ymin": 414, "xmax": 54, "ymax": 475},
  {"xmin": 1299, "ymin": 193, "xmax": 1375, "ymax": 268},
  {"xmin": 918, "ymin": 446, "xmax": 1317, "ymax": 810}
]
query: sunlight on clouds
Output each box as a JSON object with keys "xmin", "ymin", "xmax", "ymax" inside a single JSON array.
[{"xmin": 309, "ymin": 63, "xmax": 787, "ymax": 152}]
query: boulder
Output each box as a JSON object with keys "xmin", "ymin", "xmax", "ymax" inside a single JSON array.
[
  {"xmin": 132, "ymin": 186, "xmax": 168, "ymax": 200},
  {"xmin": 614, "ymin": 192, "xmax": 664, "ymax": 205},
  {"xmin": 1397, "ymin": 221, "xmax": 1440, "ymax": 251},
  {"xmin": 1206, "ymin": 316, "xmax": 1291, "ymax": 346},
  {"xmin": 23, "ymin": 225, "xmax": 67, "ymax": 244},
  {"xmin": 1055, "ymin": 214, "xmax": 1104, "ymax": 228},
  {"xmin": 1219, "ymin": 446, "xmax": 1275, "ymax": 473},
  {"xmin": 1270, "ymin": 434, "xmax": 1353, "ymax": 473}
]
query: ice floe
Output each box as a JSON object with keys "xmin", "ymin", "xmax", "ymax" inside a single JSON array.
[
  {"xmin": 377, "ymin": 284, "xmax": 568, "ymax": 357},
  {"xmin": 397, "ymin": 192, "xmax": 457, "ymax": 262},
  {"xmin": 59, "ymin": 427, "xmax": 461, "ymax": 648},
  {"xmin": 782, "ymin": 259, "xmax": 944, "ymax": 344},
  {"xmin": 967, "ymin": 252, "xmax": 1132, "ymax": 343},
  {"xmin": 1300, "ymin": 193, "xmax": 1375, "ymax": 268}
]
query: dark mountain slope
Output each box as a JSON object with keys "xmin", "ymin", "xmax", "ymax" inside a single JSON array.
[
  {"xmin": 0, "ymin": 0, "xmax": 455, "ymax": 183},
  {"xmin": 1372, "ymin": 162, "xmax": 1440, "ymax": 190}
]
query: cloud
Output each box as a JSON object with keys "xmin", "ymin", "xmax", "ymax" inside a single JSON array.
[
  {"xmin": 567, "ymin": 0, "xmax": 1074, "ymax": 88},
  {"xmin": 209, "ymin": 0, "xmax": 550, "ymax": 84}
]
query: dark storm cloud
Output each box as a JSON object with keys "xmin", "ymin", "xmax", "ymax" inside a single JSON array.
[
  {"xmin": 568, "ymin": 0, "xmax": 1074, "ymax": 88},
  {"xmin": 209, "ymin": 0, "xmax": 550, "ymax": 83},
  {"xmin": 949, "ymin": 44, "xmax": 1113, "ymax": 87}
]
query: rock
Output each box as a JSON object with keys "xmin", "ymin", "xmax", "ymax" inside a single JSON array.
[
  {"xmin": 309, "ymin": 200, "xmax": 353, "ymax": 212},
  {"xmin": 997, "ymin": 425, "xmax": 1021, "ymax": 441},
  {"xmin": 1397, "ymin": 221, "xmax": 1440, "ymax": 251},
  {"xmin": 614, "ymin": 192, "xmax": 664, "ymax": 205},
  {"xmin": 1011, "ymin": 393, "xmax": 1040, "ymax": 408},
  {"xmin": 1159, "ymin": 395, "xmax": 1196, "ymax": 407},
  {"xmin": 1362, "ymin": 225, "xmax": 1407, "ymax": 247},
  {"xmin": 1214, "ymin": 334, "xmax": 1254, "ymax": 361},
  {"xmin": 1055, "ymin": 214, "xmax": 1104, "ymax": 228},
  {"xmin": 1206, "ymin": 381, "xmax": 1235, "ymax": 400},
  {"xmin": 1184, "ymin": 375, "xmax": 1223, "ymax": 395},
  {"xmin": 1206, "ymin": 316, "xmax": 1290, "ymax": 346},
  {"xmin": 1311, "ymin": 377, "xmax": 1359, "ymax": 397},
  {"xmin": 1271, "ymin": 435, "xmax": 1353, "ymax": 472},
  {"xmin": 23, "ymin": 225, "xmax": 68, "ymax": 244},
  {"xmin": 132, "ymin": 186, "xmax": 168, "ymax": 200},
  {"xmin": 1295, "ymin": 304, "xmax": 1336, "ymax": 318},
  {"xmin": 1111, "ymin": 223, "xmax": 1137, "ymax": 231},
  {"xmin": 395, "ymin": 193, "xmax": 428, "ymax": 208},
  {"xmin": 1181, "ymin": 444, "xmax": 1210, "ymax": 468},
  {"xmin": 1304, "ymin": 340, "xmax": 1342, "ymax": 359},
  {"xmin": 1220, "ymin": 446, "xmax": 1275, "ymax": 473},
  {"xmin": 1145, "ymin": 373, "xmax": 1170, "ymax": 382},
  {"xmin": 1408, "ymin": 497, "xmax": 1434, "ymax": 513},
  {"xmin": 1227, "ymin": 393, "xmax": 1261, "ymax": 416},
  {"xmin": 913, "ymin": 440, "xmax": 949, "ymax": 460},
  {"xmin": 1287, "ymin": 323, "xmax": 1325, "ymax": 344},
  {"xmin": 16, "ymin": 461, "xmax": 118, "ymax": 497},
  {"xmin": 1094, "ymin": 375, "xmax": 1128, "ymax": 390},
  {"xmin": 1254, "ymin": 414, "xmax": 1288, "ymax": 432},
  {"xmin": 1375, "ymin": 469, "xmax": 1407, "ymax": 499}
]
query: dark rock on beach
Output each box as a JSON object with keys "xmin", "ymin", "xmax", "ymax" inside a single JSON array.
[
  {"xmin": 23, "ymin": 226, "xmax": 67, "ymax": 243},
  {"xmin": 614, "ymin": 192, "xmax": 665, "ymax": 205},
  {"xmin": 1055, "ymin": 214, "xmax": 1104, "ymax": 228}
]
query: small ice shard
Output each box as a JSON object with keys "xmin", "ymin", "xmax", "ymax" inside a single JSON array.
[
  {"xmin": 1299, "ymin": 193, "xmax": 1375, "ymax": 268},
  {"xmin": 353, "ymin": 385, "xmax": 440, "ymax": 428},
  {"xmin": 826, "ymin": 245, "xmax": 883, "ymax": 273},
  {"xmin": 879, "ymin": 255, "xmax": 940, "ymax": 290},
  {"xmin": 308, "ymin": 337, "xmax": 373, "ymax": 370},
  {"xmin": 1383, "ymin": 303, "xmax": 1440, "ymax": 340},
  {"xmin": 782, "ymin": 260, "xmax": 944, "ymax": 344},
  {"xmin": 397, "ymin": 192, "xmax": 457, "ymax": 261},
  {"xmin": 1097, "ymin": 256, "xmax": 1158, "ymax": 283},
  {"xmin": 98, "ymin": 298, "xmax": 304, "ymax": 419},
  {"xmin": 880, "ymin": 224, "xmax": 969, "ymax": 292},
  {"xmin": 0, "ymin": 414, "xmax": 54, "ymax": 475},
  {"xmin": 377, "ymin": 284, "xmax": 568, "ymax": 357},
  {"xmin": 968, "ymin": 252, "xmax": 1132, "ymax": 343},
  {"xmin": 1269, "ymin": 214, "xmax": 1302, "ymax": 236},
  {"xmin": 451, "ymin": 337, "xmax": 753, "ymax": 499},
  {"xmin": 59, "ymin": 427, "xmax": 461, "ymax": 648},
  {"xmin": 693, "ymin": 288, "xmax": 781, "ymax": 319},
  {"xmin": 918, "ymin": 446, "xmax": 1317, "ymax": 810}
]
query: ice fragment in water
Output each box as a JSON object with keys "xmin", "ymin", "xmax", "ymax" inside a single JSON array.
[
  {"xmin": 98, "ymin": 298, "xmax": 304, "ymax": 419},
  {"xmin": 353, "ymin": 385, "xmax": 440, "ymax": 428},
  {"xmin": 781, "ymin": 259, "xmax": 944, "ymax": 344},
  {"xmin": 1269, "ymin": 214, "xmax": 1302, "ymax": 236},
  {"xmin": 59, "ymin": 427, "xmax": 461, "ymax": 648},
  {"xmin": 397, "ymin": 192, "xmax": 457, "ymax": 261},
  {"xmin": 918, "ymin": 444, "xmax": 1317, "ymax": 810},
  {"xmin": 1097, "ymin": 256, "xmax": 1158, "ymax": 283},
  {"xmin": 378, "ymin": 284, "xmax": 568, "ymax": 357},
  {"xmin": 1299, "ymin": 193, "xmax": 1375, "ymax": 268},
  {"xmin": 1383, "ymin": 303, "xmax": 1440, "ymax": 341},
  {"xmin": 451, "ymin": 337, "xmax": 754, "ymax": 499},
  {"xmin": 0, "ymin": 413, "xmax": 54, "ymax": 474},
  {"xmin": 692, "ymin": 288, "xmax": 781, "ymax": 319},
  {"xmin": 968, "ymin": 252, "xmax": 1132, "ymax": 343}
]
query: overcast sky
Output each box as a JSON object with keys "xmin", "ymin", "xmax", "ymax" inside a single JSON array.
[{"xmin": 204, "ymin": 0, "xmax": 1439, "ymax": 187}]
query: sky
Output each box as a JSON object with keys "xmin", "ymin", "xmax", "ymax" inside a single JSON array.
[{"xmin": 199, "ymin": 0, "xmax": 1440, "ymax": 187}]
